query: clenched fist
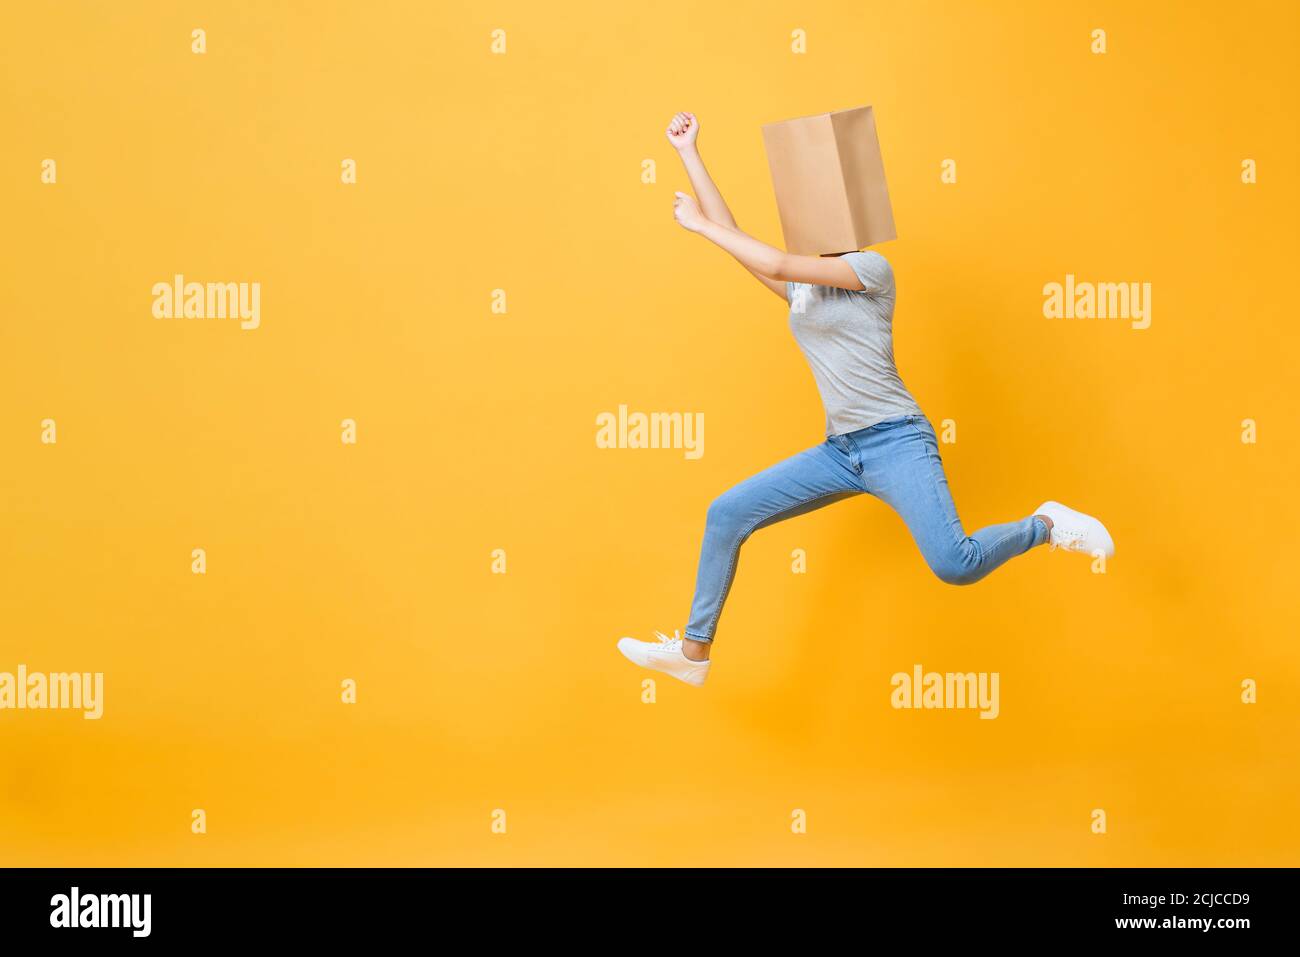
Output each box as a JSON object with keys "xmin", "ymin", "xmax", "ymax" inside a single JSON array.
[
  {"xmin": 673, "ymin": 191, "xmax": 706, "ymax": 232},
  {"xmin": 665, "ymin": 111, "xmax": 700, "ymax": 152}
]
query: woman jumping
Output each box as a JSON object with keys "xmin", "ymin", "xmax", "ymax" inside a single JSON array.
[{"xmin": 617, "ymin": 111, "xmax": 1114, "ymax": 687}]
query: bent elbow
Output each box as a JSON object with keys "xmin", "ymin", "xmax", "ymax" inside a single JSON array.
[{"xmin": 766, "ymin": 252, "xmax": 794, "ymax": 281}]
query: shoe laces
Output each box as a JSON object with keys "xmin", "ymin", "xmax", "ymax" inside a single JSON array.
[
  {"xmin": 1050, "ymin": 527, "xmax": 1086, "ymax": 551},
  {"xmin": 652, "ymin": 629, "xmax": 683, "ymax": 652}
]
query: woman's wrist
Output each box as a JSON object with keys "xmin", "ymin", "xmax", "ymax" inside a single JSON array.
[{"xmin": 694, "ymin": 217, "xmax": 723, "ymax": 239}]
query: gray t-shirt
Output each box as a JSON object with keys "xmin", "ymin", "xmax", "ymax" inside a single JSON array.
[{"xmin": 786, "ymin": 250, "xmax": 922, "ymax": 436}]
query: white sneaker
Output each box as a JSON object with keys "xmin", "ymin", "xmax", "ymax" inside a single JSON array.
[
  {"xmin": 616, "ymin": 630, "xmax": 711, "ymax": 687},
  {"xmin": 1035, "ymin": 501, "xmax": 1115, "ymax": 558}
]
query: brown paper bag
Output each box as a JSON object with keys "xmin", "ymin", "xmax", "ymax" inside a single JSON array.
[{"xmin": 761, "ymin": 106, "xmax": 897, "ymax": 256}]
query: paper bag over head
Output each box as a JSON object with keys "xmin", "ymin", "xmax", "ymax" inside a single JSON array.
[{"xmin": 761, "ymin": 106, "xmax": 896, "ymax": 256}]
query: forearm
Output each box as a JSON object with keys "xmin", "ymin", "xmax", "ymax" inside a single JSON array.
[
  {"xmin": 677, "ymin": 147, "xmax": 738, "ymax": 230},
  {"xmin": 686, "ymin": 217, "xmax": 862, "ymax": 290},
  {"xmin": 695, "ymin": 219, "xmax": 785, "ymax": 277}
]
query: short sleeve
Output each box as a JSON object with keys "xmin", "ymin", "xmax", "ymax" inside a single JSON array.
[{"xmin": 843, "ymin": 251, "xmax": 894, "ymax": 298}]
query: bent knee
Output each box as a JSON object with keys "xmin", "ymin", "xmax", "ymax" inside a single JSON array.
[
  {"xmin": 928, "ymin": 553, "xmax": 981, "ymax": 586},
  {"xmin": 705, "ymin": 493, "xmax": 749, "ymax": 536}
]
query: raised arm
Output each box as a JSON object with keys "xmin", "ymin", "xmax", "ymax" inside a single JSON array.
[
  {"xmin": 671, "ymin": 191, "xmax": 866, "ymax": 291},
  {"xmin": 665, "ymin": 112, "xmax": 787, "ymax": 301}
]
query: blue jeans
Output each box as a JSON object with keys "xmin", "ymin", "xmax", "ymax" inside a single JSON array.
[{"xmin": 684, "ymin": 415, "xmax": 1049, "ymax": 642}]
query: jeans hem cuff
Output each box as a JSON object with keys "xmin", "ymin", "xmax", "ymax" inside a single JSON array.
[{"xmin": 1031, "ymin": 516, "xmax": 1049, "ymax": 547}]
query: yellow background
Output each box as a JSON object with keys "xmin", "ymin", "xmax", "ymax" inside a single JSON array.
[{"xmin": 2, "ymin": 0, "xmax": 1296, "ymax": 866}]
